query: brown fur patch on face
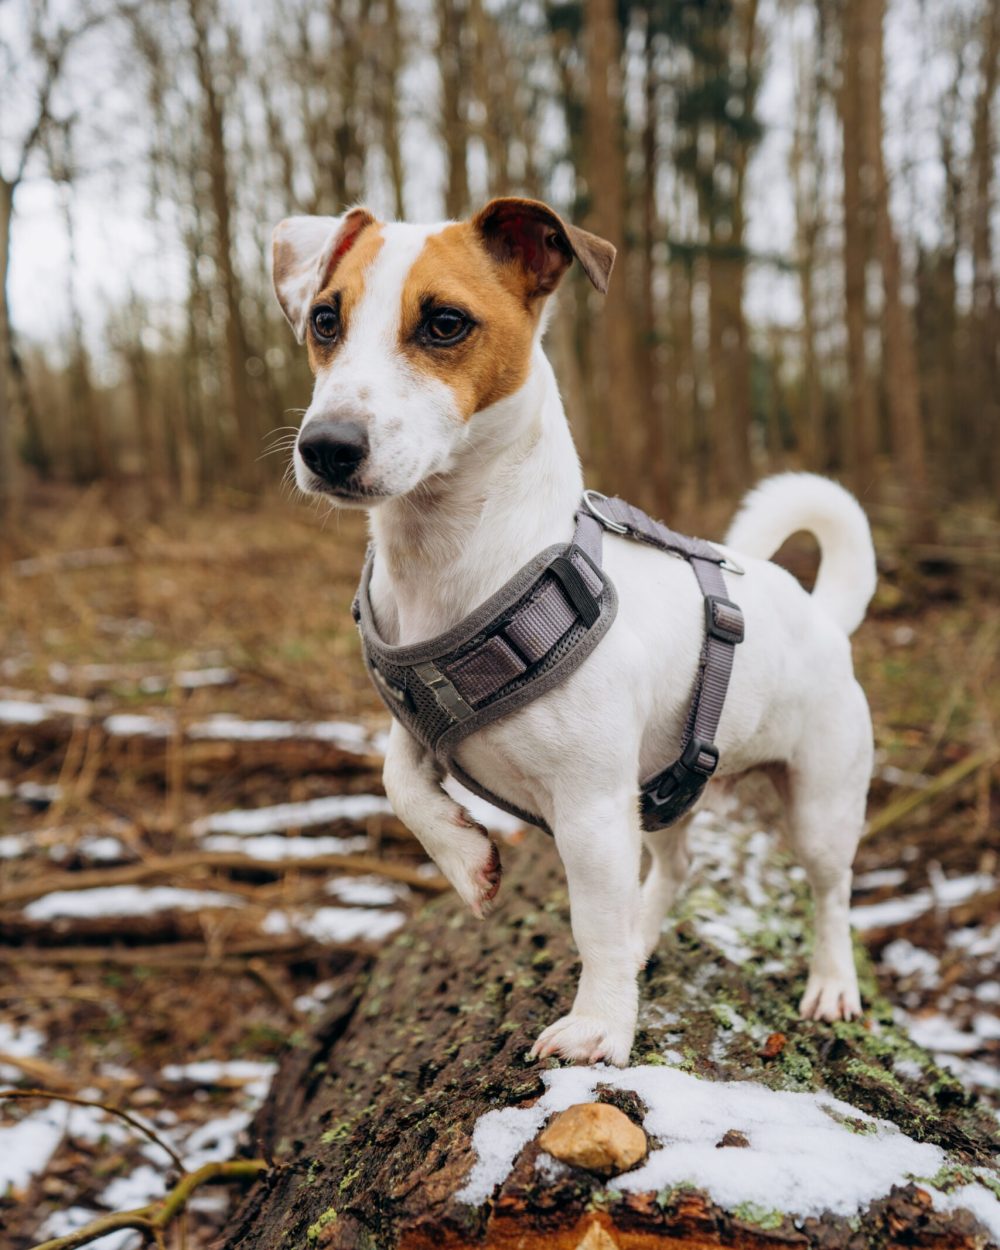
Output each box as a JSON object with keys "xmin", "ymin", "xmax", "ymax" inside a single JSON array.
[
  {"xmin": 305, "ymin": 225, "xmax": 385, "ymax": 373},
  {"xmin": 399, "ymin": 223, "xmax": 539, "ymax": 419}
]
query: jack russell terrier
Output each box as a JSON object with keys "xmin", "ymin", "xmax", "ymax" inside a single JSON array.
[{"xmin": 271, "ymin": 197, "xmax": 876, "ymax": 1067}]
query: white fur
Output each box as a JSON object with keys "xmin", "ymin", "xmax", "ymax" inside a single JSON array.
[
  {"xmin": 725, "ymin": 473, "xmax": 877, "ymax": 635},
  {"xmin": 276, "ymin": 214, "xmax": 877, "ymax": 1065}
]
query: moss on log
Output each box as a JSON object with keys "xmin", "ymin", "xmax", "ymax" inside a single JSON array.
[{"xmin": 225, "ymin": 805, "xmax": 1000, "ymax": 1249}]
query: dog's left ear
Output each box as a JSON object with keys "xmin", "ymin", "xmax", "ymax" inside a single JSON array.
[{"xmin": 473, "ymin": 197, "xmax": 616, "ymax": 297}]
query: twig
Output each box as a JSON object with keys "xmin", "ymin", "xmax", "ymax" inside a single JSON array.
[
  {"xmin": 0, "ymin": 850, "xmax": 445, "ymax": 907},
  {"xmin": 0, "ymin": 1052, "xmax": 75, "ymax": 1090},
  {"xmin": 866, "ymin": 749, "xmax": 999, "ymax": 838},
  {"xmin": 0, "ymin": 1087, "xmax": 184, "ymax": 1170},
  {"xmin": 27, "ymin": 1158, "xmax": 268, "ymax": 1250}
]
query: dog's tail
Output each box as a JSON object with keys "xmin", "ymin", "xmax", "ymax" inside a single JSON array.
[{"xmin": 725, "ymin": 473, "xmax": 877, "ymax": 635}]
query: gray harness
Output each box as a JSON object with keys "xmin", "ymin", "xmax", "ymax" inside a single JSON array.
[{"xmin": 353, "ymin": 492, "xmax": 745, "ymax": 833}]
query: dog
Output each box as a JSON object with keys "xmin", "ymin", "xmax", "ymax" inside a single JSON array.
[{"xmin": 271, "ymin": 197, "xmax": 876, "ymax": 1067}]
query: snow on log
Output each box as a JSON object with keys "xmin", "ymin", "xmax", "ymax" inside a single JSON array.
[{"xmin": 224, "ymin": 804, "xmax": 1000, "ymax": 1249}]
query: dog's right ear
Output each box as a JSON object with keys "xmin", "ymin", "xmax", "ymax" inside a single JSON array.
[{"xmin": 272, "ymin": 209, "xmax": 376, "ymax": 343}]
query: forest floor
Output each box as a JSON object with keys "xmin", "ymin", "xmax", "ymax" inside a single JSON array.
[{"xmin": 1, "ymin": 483, "xmax": 998, "ymax": 1249}]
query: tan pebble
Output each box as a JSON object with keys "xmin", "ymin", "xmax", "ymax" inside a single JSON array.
[
  {"xmin": 538, "ymin": 1102, "xmax": 647, "ymax": 1177},
  {"xmin": 575, "ymin": 1221, "xmax": 620, "ymax": 1250}
]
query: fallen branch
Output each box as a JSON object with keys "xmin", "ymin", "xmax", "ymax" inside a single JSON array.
[
  {"xmin": 28, "ymin": 1158, "xmax": 268, "ymax": 1250},
  {"xmin": 0, "ymin": 937, "xmax": 367, "ymax": 967},
  {"xmin": 866, "ymin": 748, "xmax": 998, "ymax": 838},
  {"xmin": 1, "ymin": 1086, "xmax": 184, "ymax": 1170},
  {"xmin": 0, "ymin": 851, "xmax": 446, "ymax": 908}
]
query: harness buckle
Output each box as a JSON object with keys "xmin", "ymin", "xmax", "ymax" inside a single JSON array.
[
  {"xmin": 704, "ymin": 595, "xmax": 745, "ymax": 646},
  {"xmin": 650, "ymin": 738, "xmax": 719, "ymax": 804},
  {"xmin": 641, "ymin": 737, "xmax": 719, "ymax": 827}
]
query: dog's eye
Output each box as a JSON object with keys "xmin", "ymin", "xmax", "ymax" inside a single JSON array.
[
  {"xmin": 311, "ymin": 304, "xmax": 340, "ymax": 342},
  {"xmin": 425, "ymin": 307, "xmax": 473, "ymax": 345}
]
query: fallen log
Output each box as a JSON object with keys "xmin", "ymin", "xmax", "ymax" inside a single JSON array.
[
  {"xmin": 225, "ymin": 807, "xmax": 1000, "ymax": 1249},
  {"xmin": 1, "ymin": 699, "xmax": 385, "ymax": 782},
  {"xmin": 0, "ymin": 850, "xmax": 445, "ymax": 908}
]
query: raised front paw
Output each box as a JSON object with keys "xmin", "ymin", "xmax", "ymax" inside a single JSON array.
[
  {"xmin": 529, "ymin": 1013, "xmax": 634, "ymax": 1067},
  {"xmin": 435, "ymin": 815, "xmax": 502, "ymax": 919},
  {"xmin": 799, "ymin": 973, "xmax": 862, "ymax": 1022}
]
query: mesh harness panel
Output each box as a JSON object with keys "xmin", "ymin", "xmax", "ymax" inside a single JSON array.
[{"xmin": 353, "ymin": 494, "xmax": 744, "ymax": 833}]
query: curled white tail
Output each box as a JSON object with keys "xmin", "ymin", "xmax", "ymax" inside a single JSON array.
[{"xmin": 725, "ymin": 473, "xmax": 877, "ymax": 634}]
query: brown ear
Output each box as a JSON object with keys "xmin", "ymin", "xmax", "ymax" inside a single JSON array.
[
  {"xmin": 473, "ymin": 197, "xmax": 616, "ymax": 297},
  {"xmin": 272, "ymin": 208, "xmax": 376, "ymax": 342}
]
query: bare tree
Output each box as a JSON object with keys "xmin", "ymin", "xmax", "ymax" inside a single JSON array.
[{"xmin": 0, "ymin": 5, "xmax": 105, "ymax": 520}]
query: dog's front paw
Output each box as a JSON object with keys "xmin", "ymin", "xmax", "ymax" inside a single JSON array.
[
  {"xmin": 435, "ymin": 816, "xmax": 502, "ymax": 919},
  {"xmin": 529, "ymin": 1013, "xmax": 633, "ymax": 1066},
  {"xmin": 799, "ymin": 973, "xmax": 862, "ymax": 1022}
]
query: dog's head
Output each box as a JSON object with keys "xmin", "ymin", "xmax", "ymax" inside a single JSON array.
[{"xmin": 271, "ymin": 199, "xmax": 615, "ymax": 504}]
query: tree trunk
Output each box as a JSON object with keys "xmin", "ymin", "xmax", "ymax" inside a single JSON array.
[
  {"xmin": 0, "ymin": 174, "xmax": 16, "ymax": 527},
  {"xmin": 838, "ymin": 0, "xmax": 878, "ymax": 488},
  {"xmin": 968, "ymin": 0, "xmax": 1000, "ymax": 495},
  {"xmin": 189, "ymin": 0, "xmax": 259, "ymax": 491},
  {"xmin": 865, "ymin": 0, "xmax": 931, "ymax": 535},
  {"xmin": 438, "ymin": 0, "xmax": 469, "ymax": 219},
  {"xmin": 224, "ymin": 819, "xmax": 1000, "ymax": 1249},
  {"xmin": 584, "ymin": 0, "xmax": 646, "ymax": 504},
  {"xmin": 379, "ymin": 0, "xmax": 407, "ymax": 219}
]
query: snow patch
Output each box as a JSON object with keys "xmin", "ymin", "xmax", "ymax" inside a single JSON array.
[
  {"xmin": 191, "ymin": 794, "xmax": 391, "ymax": 837},
  {"xmin": 0, "ymin": 834, "xmax": 29, "ymax": 859},
  {"xmin": 880, "ymin": 939, "xmax": 940, "ymax": 985},
  {"xmin": 325, "ymin": 875, "xmax": 408, "ymax": 906},
  {"xmin": 200, "ymin": 833, "xmax": 369, "ymax": 859},
  {"xmin": 456, "ymin": 1064, "xmax": 950, "ymax": 1222},
  {"xmin": 24, "ymin": 885, "xmax": 245, "ymax": 921},
  {"xmin": 853, "ymin": 868, "xmax": 907, "ymax": 891},
  {"xmin": 262, "ymin": 906, "xmax": 405, "ymax": 944},
  {"xmin": 851, "ymin": 874, "xmax": 995, "ymax": 930}
]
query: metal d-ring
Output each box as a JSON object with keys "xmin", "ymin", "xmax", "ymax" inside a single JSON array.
[{"xmin": 582, "ymin": 489, "xmax": 627, "ymax": 534}]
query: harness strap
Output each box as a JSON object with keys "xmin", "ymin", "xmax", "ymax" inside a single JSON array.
[
  {"xmin": 355, "ymin": 493, "xmax": 744, "ymax": 835},
  {"xmin": 584, "ymin": 494, "xmax": 745, "ymax": 829}
]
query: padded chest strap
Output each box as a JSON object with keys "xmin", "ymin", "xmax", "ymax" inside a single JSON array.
[{"xmin": 582, "ymin": 493, "xmax": 745, "ymax": 829}]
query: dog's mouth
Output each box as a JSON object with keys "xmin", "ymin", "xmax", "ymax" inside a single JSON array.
[{"xmin": 301, "ymin": 475, "xmax": 390, "ymax": 505}]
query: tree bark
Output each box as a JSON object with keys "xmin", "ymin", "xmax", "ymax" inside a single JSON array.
[
  {"xmin": 188, "ymin": 0, "xmax": 260, "ymax": 490},
  {"xmin": 865, "ymin": 0, "xmax": 931, "ymax": 535},
  {"xmin": 838, "ymin": 0, "xmax": 878, "ymax": 487},
  {"xmin": 584, "ymin": 0, "xmax": 646, "ymax": 504},
  {"xmin": 967, "ymin": 0, "xmax": 1000, "ymax": 495},
  {"xmin": 224, "ymin": 821, "xmax": 1000, "ymax": 1249},
  {"xmin": 438, "ymin": 0, "xmax": 470, "ymax": 219}
]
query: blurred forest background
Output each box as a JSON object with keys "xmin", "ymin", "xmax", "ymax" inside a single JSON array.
[{"xmin": 1, "ymin": 0, "xmax": 998, "ymax": 531}]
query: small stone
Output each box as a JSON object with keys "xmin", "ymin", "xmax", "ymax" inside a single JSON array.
[
  {"xmin": 575, "ymin": 1222, "xmax": 620, "ymax": 1249},
  {"xmin": 716, "ymin": 1128, "xmax": 750, "ymax": 1148},
  {"xmin": 538, "ymin": 1102, "xmax": 647, "ymax": 1177}
]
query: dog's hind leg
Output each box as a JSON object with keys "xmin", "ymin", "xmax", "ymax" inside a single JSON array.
[
  {"xmin": 530, "ymin": 785, "xmax": 644, "ymax": 1066},
  {"xmin": 787, "ymin": 686, "xmax": 872, "ymax": 1021},
  {"xmin": 382, "ymin": 720, "xmax": 502, "ymax": 918},
  {"xmin": 639, "ymin": 820, "xmax": 691, "ymax": 962}
]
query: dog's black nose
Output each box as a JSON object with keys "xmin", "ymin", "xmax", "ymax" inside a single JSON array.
[{"xmin": 298, "ymin": 420, "xmax": 369, "ymax": 489}]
